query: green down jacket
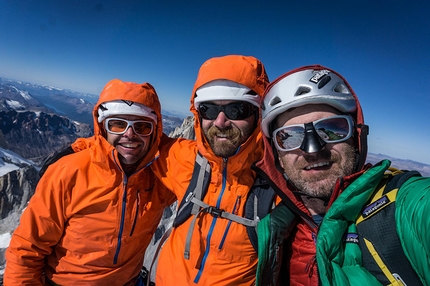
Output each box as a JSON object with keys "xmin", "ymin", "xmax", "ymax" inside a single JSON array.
[{"xmin": 257, "ymin": 160, "xmax": 430, "ymax": 285}]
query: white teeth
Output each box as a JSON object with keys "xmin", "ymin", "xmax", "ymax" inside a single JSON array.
[
  {"xmin": 217, "ymin": 134, "xmax": 228, "ymax": 138},
  {"xmin": 305, "ymin": 162, "xmax": 330, "ymax": 170},
  {"xmin": 122, "ymin": 143, "xmax": 137, "ymax": 148}
]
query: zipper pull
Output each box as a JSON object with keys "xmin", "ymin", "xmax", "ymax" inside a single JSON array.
[
  {"xmin": 305, "ymin": 255, "xmax": 317, "ymax": 278},
  {"xmin": 275, "ymin": 244, "xmax": 281, "ymax": 262}
]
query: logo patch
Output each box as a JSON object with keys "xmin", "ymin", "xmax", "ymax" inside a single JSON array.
[
  {"xmin": 345, "ymin": 233, "xmax": 359, "ymax": 244},
  {"xmin": 362, "ymin": 195, "xmax": 390, "ymax": 218},
  {"xmin": 122, "ymin": 100, "xmax": 134, "ymax": 106},
  {"xmin": 309, "ymin": 70, "xmax": 330, "ymax": 83}
]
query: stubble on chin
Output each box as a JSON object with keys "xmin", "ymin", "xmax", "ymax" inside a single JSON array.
[
  {"xmin": 280, "ymin": 144, "xmax": 356, "ymax": 198},
  {"xmin": 204, "ymin": 125, "xmax": 243, "ymax": 157}
]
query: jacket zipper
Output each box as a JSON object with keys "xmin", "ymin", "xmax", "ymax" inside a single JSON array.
[
  {"xmin": 193, "ymin": 158, "xmax": 228, "ymax": 283},
  {"xmin": 113, "ymin": 175, "xmax": 128, "ymax": 264},
  {"xmin": 304, "ymin": 229, "xmax": 318, "ymax": 278},
  {"xmin": 219, "ymin": 195, "xmax": 241, "ymax": 249},
  {"xmin": 129, "ymin": 189, "xmax": 140, "ymax": 236}
]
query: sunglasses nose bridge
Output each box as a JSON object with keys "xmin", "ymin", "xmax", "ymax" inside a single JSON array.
[
  {"xmin": 299, "ymin": 122, "xmax": 327, "ymax": 153},
  {"xmin": 122, "ymin": 124, "xmax": 137, "ymax": 135},
  {"xmin": 213, "ymin": 109, "xmax": 231, "ymax": 127}
]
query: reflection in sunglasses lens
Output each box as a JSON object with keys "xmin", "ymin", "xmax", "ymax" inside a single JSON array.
[
  {"xmin": 274, "ymin": 116, "xmax": 353, "ymax": 152},
  {"xmin": 199, "ymin": 102, "xmax": 255, "ymax": 120}
]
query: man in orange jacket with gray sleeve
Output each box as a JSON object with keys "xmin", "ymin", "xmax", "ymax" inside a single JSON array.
[
  {"xmin": 4, "ymin": 79, "xmax": 176, "ymax": 285},
  {"xmin": 20, "ymin": 55, "xmax": 271, "ymax": 285},
  {"xmin": 151, "ymin": 54, "xmax": 270, "ymax": 285}
]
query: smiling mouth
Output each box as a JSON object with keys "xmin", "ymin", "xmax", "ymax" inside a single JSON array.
[
  {"xmin": 119, "ymin": 142, "xmax": 140, "ymax": 148},
  {"xmin": 216, "ymin": 133, "xmax": 229, "ymax": 138},
  {"xmin": 304, "ymin": 161, "xmax": 331, "ymax": 170}
]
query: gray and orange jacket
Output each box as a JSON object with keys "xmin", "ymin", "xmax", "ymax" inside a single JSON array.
[
  {"xmin": 4, "ymin": 80, "xmax": 176, "ymax": 285},
  {"xmin": 151, "ymin": 55, "xmax": 270, "ymax": 285}
]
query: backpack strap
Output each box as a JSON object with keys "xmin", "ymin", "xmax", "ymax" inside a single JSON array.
[
  {"xmin": 183, "ymin": 181, "xmax": 266, "ymax": 259},
  {"xmin": 172, "ymin": 152, "xmax": 276, "ymax": 259},
  {"xmin": 172, "ymin": 151, "xmax": 211, "ymax": 227},
  {"xmin": 39, "ymin": 145, "xmax": 75, "ymax": 177},
  {"xmin": 355, "ymin": 168, "xmax": 422, "ymax": 285},
  {"xmin": 245, "ymin": 176, "xmax": 276, "ymax": 251}
]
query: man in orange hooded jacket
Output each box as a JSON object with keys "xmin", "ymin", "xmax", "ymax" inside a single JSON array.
[
  {"xmin": 4, "ymin": 79, "xmax": 176, "ymax": 285},
  {"xmin": 21, "ymin": 55, "xmax": 270, "ymax": 285},
  {"xmin": 151, "ymin": 54, "xmax": 270, "ymax": 285}
]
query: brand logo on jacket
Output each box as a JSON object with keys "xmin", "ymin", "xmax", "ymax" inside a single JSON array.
[
  {"xmin": 345, "ymin": 233, "xmax": 359, "ymax": 244},
  {"xmin": 362, "ymin": 196, "xmax": 389, "ymax": 218}
]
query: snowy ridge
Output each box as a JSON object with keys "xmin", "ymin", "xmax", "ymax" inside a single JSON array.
[{"xmin": 0, "ymin": 147, "xmax": 38, "ymax": 177}]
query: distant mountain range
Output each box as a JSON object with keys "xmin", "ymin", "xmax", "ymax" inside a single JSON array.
[
  {"xmin": 0, "ymin": 77, "xmax": 184, "ymax": 163},
  {"xmin": 0, "ymin": 77, "xmax": 189, "ymax": 119},
  {"xmin": 2, "ymin": 75, "xmax": 430, "ymax": 175}
]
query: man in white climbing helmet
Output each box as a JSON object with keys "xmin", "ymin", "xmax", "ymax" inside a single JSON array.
[{"xmin": 253, "ymin": 65, "xmax": 430, "ymax": 285}]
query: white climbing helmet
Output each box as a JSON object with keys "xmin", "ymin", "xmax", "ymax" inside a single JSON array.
[{"xmin": 261, "ymin": 65, "xmax": 358, "ymax": 137}]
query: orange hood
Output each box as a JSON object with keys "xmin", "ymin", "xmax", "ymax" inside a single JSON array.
[
  {"xmin": 93, "ymin": 79, "xmax": 163, "ymax": 165},
  {"xmin": 190, "ymin": 55, "xmax": 269, "ymax": 158}
]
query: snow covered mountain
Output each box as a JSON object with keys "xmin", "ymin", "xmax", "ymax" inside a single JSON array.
[
  {"xmin": 0, "ymin": 148, "xmax": 39, "ymax": 279},
  {"xmin": 0, "ymin": 77, "xmax": 95, "ymax": 125}
]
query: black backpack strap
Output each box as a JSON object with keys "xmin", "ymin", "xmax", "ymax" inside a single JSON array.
[
  {"xmin": 385, "ymin": 170, "xmax": 421, "ymax": 193},
  {"xmin": 245, "ymin": 176, "xmax": 276, "ymax": 251},
  {"xmin": 356, "ymin": 169, "xmax": 422, "ymax": 285},
  {"xmin": 39, "ymin": 145, "xmax": 75, "ymax": 177},
  {"xmin": 172, "ymin": 151, "xmax": 211, "ymax": 227}
]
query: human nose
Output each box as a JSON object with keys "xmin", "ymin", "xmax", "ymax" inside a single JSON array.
[
  {"xmin": 213, "ymin": 111, "xmax": 231, "ymax": 128},
  {"xmin": 123, "ymin": 125, "xmax": 137, "ymax": 137}
]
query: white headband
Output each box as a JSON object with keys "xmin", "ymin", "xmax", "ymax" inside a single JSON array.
[
  {"xmin": 194, "ymin": 79, "xmax": 260, "ymax": 109},
  {"xmin": 97, "ymin": 100, "xmax": 157, "ymax": 123}
]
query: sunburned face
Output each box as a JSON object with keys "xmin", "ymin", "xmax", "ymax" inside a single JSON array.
[
  {"xmin": 275, "ymin": 105, "xmax": 356, "ymax": 198},
  {"xmin": 105, "ymin": 115, "xmax": 153, "ymax": 165},
  {"xmin": 201, "ymin": 100, "xmax": 256, "ymax": 158}
]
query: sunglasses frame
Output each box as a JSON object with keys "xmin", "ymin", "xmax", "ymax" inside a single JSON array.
[
  {"xmin": 198, "ymin": 102, "xmax": 257, "ymax": 120},
  {"xmin": 272, "ymin": 115, "xmax": 354, "ymax": 152},
  {"xmin": 104, "ymin": 117, "xmax": 154, "ymax": 136}
]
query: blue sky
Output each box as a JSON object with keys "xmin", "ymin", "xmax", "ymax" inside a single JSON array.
[{"xmin": 1, "ymin": 0, "xmax": 429, "ymax": 164}]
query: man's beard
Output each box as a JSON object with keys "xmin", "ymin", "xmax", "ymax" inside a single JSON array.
[
  {"xmin": 203, "ymin": 124, "xmax": 253, "ymax": 158},
  {"xmin": 281, "ymin": 144, "xmax": 356, "ymax": 198}
]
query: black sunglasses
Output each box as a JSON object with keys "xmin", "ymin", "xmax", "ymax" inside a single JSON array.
[{"xmin": 198, "ymin": 102, "xmax": 257, "ymax": 120}]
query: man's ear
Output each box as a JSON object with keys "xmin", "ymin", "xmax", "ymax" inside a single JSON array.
[{"xmin": 277, "ymin": 151, "xmax": 285, "ymax": 169}]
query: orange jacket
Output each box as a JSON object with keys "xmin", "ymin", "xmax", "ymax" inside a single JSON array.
[
  {"xmin": 152, "ymin": 55, "xmax": 269, "ymax": 285},
  {"xmin": 4, "ymin": 80, "xmax": 176, "ymax": 285}
]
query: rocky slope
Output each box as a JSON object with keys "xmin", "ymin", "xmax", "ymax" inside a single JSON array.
[
  {"xmin": 0, "ymin": 148, "xmax": 40, "ymax": 280},
  {"xmin": 0, "ymin": 110, "xmax": 93, "ymax": 164}
]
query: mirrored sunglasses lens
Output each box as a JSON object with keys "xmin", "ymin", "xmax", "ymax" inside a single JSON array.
[
  {"xmin": 225, "ymin": 103, "xmax": 254, "ymax": 120},
  {"xmin": 275, "ymin": 126, "xmax": 305, "ymax": 151},
  {"xmin": 315, "ymin": 117, "xmax": 350, "ymax": 142},
  {"xmin": 198, "ymin": 104, "xmax": 217, "ymax": 120},
  {"xmin": 199, "ymin": 103, "xmax": 255, "ymax": 120}
]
